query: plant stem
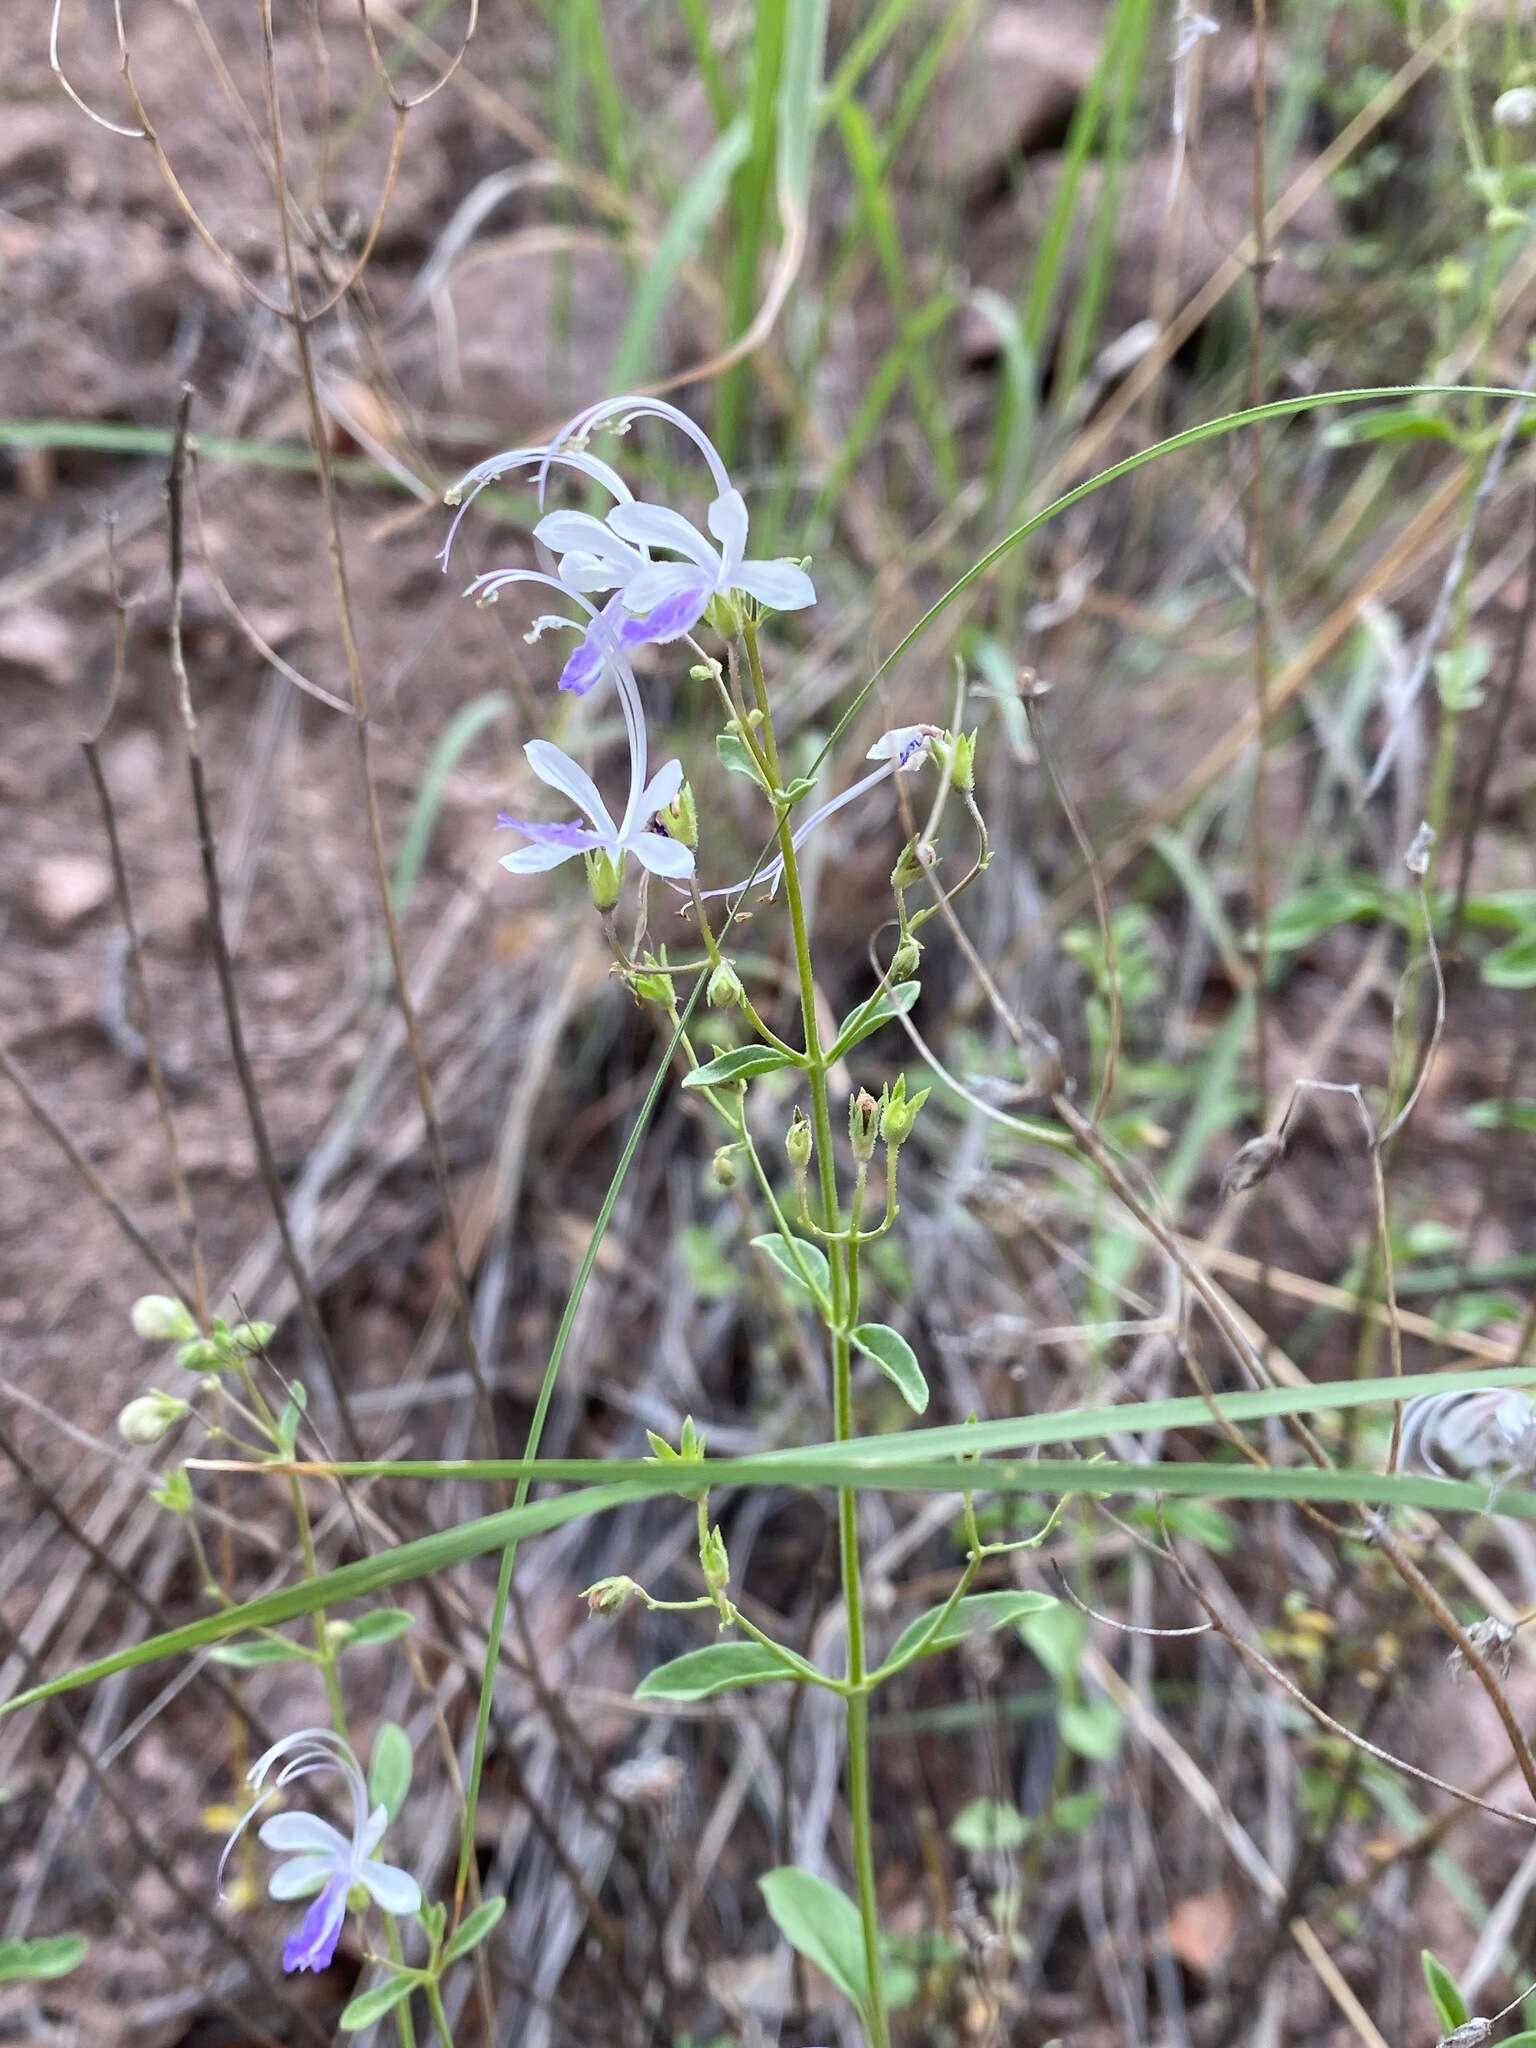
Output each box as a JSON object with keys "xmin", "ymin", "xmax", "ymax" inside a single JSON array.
[
  {"xmin": 425, "ymin": 1981, "xmax": 455, "ymax": 2048},
  {"xmin": 743, "ymin": 620, "xmax": 890, "ymax": 2048}
]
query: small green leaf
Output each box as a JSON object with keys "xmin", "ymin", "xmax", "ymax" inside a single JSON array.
[
  {"xmin": 0, "ymin": 1935, "xmax": 88, "ymax": 1985},
  {"xmin": 340, "ymin": 1974, "xmax": 415, "ymax": 2031},
  {"xmin": 682, "ymin": 1045, "xmax": 797, "ymax": 1089},
  {"xmin": 1059, "ymin": 1699, "xmax": 1124, "ymax": 1761},
  {"xmin": 1482, "ymin": 924, "xmax": 1536, "ymax": 989},
  {"xmin": 209, "ymin": 1637, "xmax": 313, "ymax": 1668},
  {"xmin": 1018, "ymin": 1601, "xmax": 1086, "ymax": 1682},
  {"xmin": 343, "ymin": 1608, "xmax": 415, "ymax": 1649},
  {"xmin": 1265, "ymin": 877, "xmax": 1385, "ymax": 952},
  {"xmin": 1421, "ymin": 1949, "xmax": 1468, "ymax": 2032},
  {"xmin": 759, "ymin": 1867, "xmax": 869, "ymax": 2015},
  {"xmin": 750, "ymin": 1232, "xmax": 831, "ymax": 1304},
  {"xmin": 716, "ymin": 730, "xmax": 769, "ymax": 789},
  {"xmin": 441, "ymin": 1895, "xmax": 507, "ymax": 1966},
  {"xmin": 275, "ymin": 1379, "xmax": 308, "ymax": 1458},
  {"xmin": 635, "ymin": 1642, "xmax": 790, "ymax": 1702},
  {"xmin": 1465, "ymin": 1098, "xmax": 1536, "ymax": 1134},
  {"xmin": 850, "ymin": 1323, "xmax": 928, "ymax": 1414},
  {"xmin": 951, "ymin": 1798, "xmax": 1030, "ymax": 1852},
  {"xmin": 827, "ymin": 980, "xmax": 920, "ymax": 1061},
  {"xmin": 368, "ymin": 1722, "xmax": 413, "ymax": 1823},
  {"xmin": 885, "ymin": 1591, "xmax": 1058, "ymax": 1669},
  {"xmin": 1495, "ymin": 2035, "xmax": 1536, "ymax": 2047}
]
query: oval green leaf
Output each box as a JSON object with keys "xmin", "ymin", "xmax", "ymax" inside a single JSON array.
[
  {"xmin": 0, "ymin": 1935, "xmax": 88, "ymax": 1985},
  {"xmin": 343, "ymin": 1607, "xmax": 415, "ymax": 1649},
  {"xmin": 682, "ymin": 1045, "xmax": 797, "ymax": 1089},
  {"xmin": 368, "ymin": 1722, "xmax": 413, "ymax": 1823},
  {"xmin": 1059, "ymin": 1699, "xmax": 1124, "ymax": 1762},
  {"xmin": 1482, "ymin": 925, "xmax": 1536, "ymax": 989},
  {"xmin": 635, "ymin": 1642, "xmax": 790, "ymax": 1702},
  {"xmin": 750, "ymin": 1231, "xmax": 831, "ymax": 1304},
  {"xmin": 759, "ymin": 1867, "xmax": 869, "ymax": 2015},
  {"xmin": 850, "ymin": 1322, "xmax": 928, "ymax": 1414},
  {"xmin": 1420, "ymin": 1949, "xmax": 1468, "ymax": 2032},
  {"xmin": 340, "ymin": 1973, "xmax": 415, "ymax": 2031},
  {"xmin": 885, "ymin": 1590, "xmax": 1058, "ymax": 1670},
  {"xmin": 442, "ymin": 1894, "xmax": 507, "ymax": 1967},
  {"xmin": 827, "ymin": 980, "xmax": 920, "ymax": 1061}
]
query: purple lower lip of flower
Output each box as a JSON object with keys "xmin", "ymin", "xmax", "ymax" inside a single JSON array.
[
  {"xmin": 283, "ymin": 1878, "xmax": 348, "ymax": 1974},
  {"xmin": 494, "ymin": 817, "xmax": 594, "ymax": 848},
  {"xmin": 557, "ymin": 635, "xmax": 605, "ymax": 696},
  {"xmin": 619, "ymin": 582, "xmax": 711, "ymax": 646}
]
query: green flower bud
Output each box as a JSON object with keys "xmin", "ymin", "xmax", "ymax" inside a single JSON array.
[
  {"xmin": 890, "ymin": 933, "xmax": 922, "ymax": 980},
  {"xmin": 785, "ymin": 1106, "xmax": 814, "ymax": 1176},
  {"xmin": 150, "ymin": 1466, "xmax": 193, "ymax": 1515},
  {"xmin": 646, "ymin": 1416, "xmax": 706, "ymax": 1465},
  {"xmin": 131, "ymin": 1295, "xmax": 198, "ymax": 1344},
  {"xmin": 707, "ymin": 959, "xmax": 745, "ymax": 1009},
  {"xmin": 582, "ymin": 1575, "xmax": 643, "ymax": 1616},
  {"xmin": 932, "ymin": 727, "xmax": 977, "ymax": 794},
  {"xmin": 118, "ymin": 1389, "xmax": 191, "ymax": 1446},
  {"xmin": 879, "ymin": 1075, "xmax": 931, "ymax": 1151},
  {"xmin": 177, "ymin": 1337, "xmax": 227, "ymax": 1374},
  {"xmin": 230, "ymin": 1320, "xmax": 276, "ymax": 1356},
  {"xmin": 700, "ymin": 1524, "xmax": 730, "ymax": 1599},
  {"xmin": 629, "ymin": 954, "xmax": 674, "ymax": 1005},
  {"xmin": 689, "ymin": 656, "xmax": 724, "ymax": 684},
  {"xmin": 891, "ymin": 837, "xmax": 932, "ymax": 890},
  {"xmin": 584, "ymin": 846, "xmax": 625, "ymax": 913},
  {"xmin": 712, "ymin": 1145, "xmax": 740, "ymax": 1189},
  {"xmin": 704, "ymin": 589, "xmax": 743, "ymax": 638},
  {"xmin": 660, "ymin": 781, "xmax": 699, "ymax": 851},
  {"xmin": 849, "ymin": 1088, "xmax": 880, "ymax": 1164}
]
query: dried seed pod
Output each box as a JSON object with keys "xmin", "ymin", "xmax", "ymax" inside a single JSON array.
[{"xmin": 1220, "ymin": 1130, "xmax": 1287, "ymax": 1197}]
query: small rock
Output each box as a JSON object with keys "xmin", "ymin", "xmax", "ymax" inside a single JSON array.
[
  {"xmin": 34, "ymin": 854, "xmax": 113, "ymax": 929},
  {"xmin": 0, "ymin": 605, "xmax": 78, "ymax": 687},
  {"xmin": 928, "ymin": 1, "xmax": 1104, "ymax": 186}
]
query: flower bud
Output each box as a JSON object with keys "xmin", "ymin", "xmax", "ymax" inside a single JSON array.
[
  {"xmin": 707, "ymin": 959, "xmax": 745, "ymax": 1009},
  {"xmin": 704, "ymin": 589, "xmax": 743, "ymax": 638},
  {"xmin": 150, "ymin": 1466, "xmax": 193, "ymax": 1515},
  {"xmin": 879, "ymin": 1075, "xmax": 931, "ymax": 1151},
  {"xmin": 230, "ymin": 1320, "xmax": 276, "ymax": 1356},
  {"xmin": 891, "ymin": 837, "xmax": 934, "ymax": 890},
  {"xmin": 1495, "ymin": 85, "xmax": 1536, "ymax": 127},
  {"xmin": 712, "ymin": 1145, "xmax": 739, "ymax": 1189},
  {"xmin": 118, "ymin": 1389, "xmax": 191, "ymax": 1445},
  {"xmin": 785, "ymin": 1106, "xmax": 814, "ymax": 1177},
  {"xmin": 700, "ymin": 1524, "xmax": 730, "ymax": 1599},
  {"xmin": 177, "ymin": 1337, "xmax": 227, "ymax": 1374},
  {"xmin": 582, "ymin": 1575, "xmax": 642, "ymax": 1616},
  {"xmin": 890, "ymin": 933, "xmax": 922, "ymax": 981},
  {"xmin": 131, "ymin": 1295, "xmax": 197, "ymax": 1344},
  {"xmin": 660, "ymin": 781, "xmax": 699, "ymax": 851},
  {"xmin": 849, "ymin": 1089, "xmax": 880, "ymax": 1163},
  {"xmin": 690, "ymin": 657, "xmax": 723, "ymax": 684},
  {"xmin": 584, "ymin": 846, "xmax": 624, "ymax": 913},
  {"xmin": 629, "ymin": 955, "xmax": 673, "ymax": 1005},
  {"xmin": 933, "ymin": 727, "xmax": 978, "ymax": 794}
]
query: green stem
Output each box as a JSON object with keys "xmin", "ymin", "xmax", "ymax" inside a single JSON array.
[
  {"xmin": 383, "ymin": 1918, "xmax": 418, "ymax": 2048},
  {"xmin": 425, "ymin": 1980, "xmax": 455, "ymax": 2048},
  {"xmin": 743, "ymin": 619, "xmax": 890, "ymax": 2048}
]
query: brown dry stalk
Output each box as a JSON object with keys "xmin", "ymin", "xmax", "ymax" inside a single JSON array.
[{"xmin": 254, "ymin": 0, "xmax": 499, "ymax": 1459}]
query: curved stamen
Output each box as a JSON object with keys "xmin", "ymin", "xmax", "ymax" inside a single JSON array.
[
  {"xmin": 543, "ymin": 393, "xmax": 735, "ymax": 506},
  {"xmin": 440, "ymin": 445, "xmax": 634, "ymax": 573}
]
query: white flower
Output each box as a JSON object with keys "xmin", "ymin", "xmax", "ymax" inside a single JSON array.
[
  {"xmin": 497, "ymin": 741, "xmax": 694, "ymax": 881},
  {"xmin": 534, "ymin": 395, "xmax": 816, "ymax": 648},
  {"xmin": 218, "ymin": 1729, "xmax": 421, "ymax": 1975}
]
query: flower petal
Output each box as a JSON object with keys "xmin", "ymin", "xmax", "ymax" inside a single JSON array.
[
  {"xmin": 865, "ymin": 724, "xmax": 934, "ymax": 768},
  {"xmin": 619, "ymin": 577, "xmax": 712, "ymax": 645},
  {"xmin": 524, "ymin": 739, "xmax": 617, "ymax": 837},
  {"xmin": 706, "ymin": 489, "xmax": 749, "ymax": 573},
  {"xmin": 556, "ymin": 627, "xmax": 610, "ymax": 696},
  {"xmin": 358, "ymin": 1860, "xmax": 423, "ymax": 1915},
  {"xmin": 628, "ymin": 831, "xmax": 696, "ymax": 879},
  {"xmin": 639, "ymin": 758, "xmax": 685, "ymax": 815},
  {"xmin": 283, "ymin": 1878, "xmax": 348, "ymax": 1974},
  {"xmin": 551, "ymin": 552, "xmax": 622, "ymax": 596},
  {"xmin": 358, "ymin": 1806, "xmax": 389, "ymax": 1860},
  {"xmin": 534, "ymin": 509, "xmax": 640, "ymax": 566},
  {"xmin": 258, "ymin": 1813, "xmax": 350, "ymax": 1858},
  {"xmin": 732, "ymin": 558, "xmax": 816, "ymax": 612},
  {"xmin": 618, "ymin": 564, "xmax": 701, "ymax": 615},
  {"xmin": 269, "ymin": 1855, "xmax": 335, "ymax": 1902},
  {"xmin": 608, "ymin": 501, "xmax": 719, "ymax": 571},
  {"xmin": 500, "ymin": 842, "xmax": 584, "ymax": 875},
  {"xmin": 496, "ymin": 817, "xmax": 601, "ymax": 850}
]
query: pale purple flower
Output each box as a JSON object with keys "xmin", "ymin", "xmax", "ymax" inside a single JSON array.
[
  {"xmin": 498, "ymin": 740, "xmax": 693, "ymax": 880},
  {"xmin": 217, "ymin": 1729, "xmax": 420, "ymax": 1975},
  {"xmin": 695, "ymin": 725, "xmax": 939, "ymax": 902},
  {"xmin": 535, "ymin": 395, "xmax": 816, "ymax": 648}
]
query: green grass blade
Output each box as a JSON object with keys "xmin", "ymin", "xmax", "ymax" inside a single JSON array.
[{"xmin": 610, "ymin": 118, "xmax": 751, "ymax": 389}]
